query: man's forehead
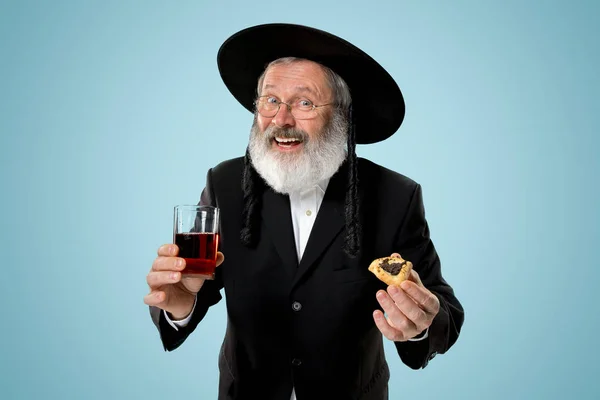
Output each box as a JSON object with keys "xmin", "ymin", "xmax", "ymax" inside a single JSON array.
[
  {"xmin": 260, "ymin": 61, "xmax": 329, "ymax": 96},
  {"xmin": 263, "ymin": 83, "xmax": 315, "ymax": 94}
]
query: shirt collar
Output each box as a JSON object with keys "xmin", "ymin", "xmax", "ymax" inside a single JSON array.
[
  {"xmin": 315, "ymin": 178, "xmax": 329, "ymax": 194},
  {"xmin": 294, "ymin": 178, "xmax": 330, "ymax": 197}
]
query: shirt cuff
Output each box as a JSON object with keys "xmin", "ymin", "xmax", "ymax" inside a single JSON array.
[
  {"xmin": 407, "ymin": 327, "xmax": 429, "ymax": 342},
  {"xmin": 163, "ymin": 296, "xmax": 197, "ymax": 331}
]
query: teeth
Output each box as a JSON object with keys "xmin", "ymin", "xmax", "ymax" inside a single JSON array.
[{"xmin": 275, "ymin": 137, "xmax": 301, "ymax": 143}]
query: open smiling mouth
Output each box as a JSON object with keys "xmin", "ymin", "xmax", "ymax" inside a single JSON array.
[{"xmin": 273, "ymin": 137, "xmax": 304, "ymax": 149}]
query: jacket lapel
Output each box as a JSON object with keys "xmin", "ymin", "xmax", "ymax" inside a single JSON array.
[
  {"xmin": 261, "ymin": 188, "xmax": 299, "ymax": 273},
  {"xmin": 293, "ymin": 163, "xmax": 347, "ymax": 287}
]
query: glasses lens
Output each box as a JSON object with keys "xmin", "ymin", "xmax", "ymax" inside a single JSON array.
[
  {"xmin": 257, "ymin": 99, "xmax": 277, "ymax": 117},
  {"xmin": 291, "ymin": 109, "xmax": 315, "ymax": 120}
]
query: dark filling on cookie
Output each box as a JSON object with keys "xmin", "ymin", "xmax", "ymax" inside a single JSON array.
[{"xmin": 380, "ymin": 259, "xmax": 407, "ymax": 276}]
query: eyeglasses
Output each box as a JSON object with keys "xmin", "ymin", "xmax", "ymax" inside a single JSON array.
[{"xmin": 254, "ymin": 95, "xmax": 332, "ymax": 120}]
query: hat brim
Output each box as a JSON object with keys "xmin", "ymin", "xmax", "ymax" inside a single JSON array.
[{"xmin": 217, "ymin": 23, "xmax": 405, "ymax": 144}]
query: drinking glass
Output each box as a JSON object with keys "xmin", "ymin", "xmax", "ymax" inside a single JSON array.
[{"xmin": 173, "ymin": 205, "xmax": 220, "ymax": 279}]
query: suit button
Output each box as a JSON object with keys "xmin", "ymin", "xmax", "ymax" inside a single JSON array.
[
  {"xmin": 291, "ymin": 358, "xmax": 302, "ymax": 366},
  {"xmin": 292, "ymin": 301, "xmax": 302, "ymax": 311}
]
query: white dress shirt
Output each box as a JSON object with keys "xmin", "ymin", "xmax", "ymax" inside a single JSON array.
[{"xmin": 164, "ymin": 179, "xmax": 428, "ymax": 399}]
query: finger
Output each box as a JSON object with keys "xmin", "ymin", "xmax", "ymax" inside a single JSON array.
[
  {"xmin": 376, "ymin": 290, "xmax": 418, "ymax": 335},
  {"xmin": 373, "ymin": 310, "xmax": 405, "ymax": 342},
  {"xmin": 390, "ymin": 252, "xmax": 401, "ymax": 258},
  {"xmin": 400, "ymin": 280, "xmax": 440, "ymax": 315},
  {"xmin": 147, "ymin": 270, "xmax": 181, "ymax": 289},
  {"xmin": 143, "ymin": 290, "xmax": 166, "ymax": 307},
  {"xmin": 387, "ymin": 285, "xmax": 429, "ymax": 331},
  {"xmin": 152, "ymin": 256, "xmax": 186, "ymax": 272},
  {"xmin": 158, "ymin": 244, "xmax": 179, "ymax": 257},
  {"xmin": 216, "ymin": 252, "xmax": 225, "ymax": 267}
]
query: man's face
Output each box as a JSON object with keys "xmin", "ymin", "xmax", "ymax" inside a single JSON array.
[
  {"xmin": 255, "ymin": 60, "xmax": 333, "ymax": 151},
  {"xmin": 248, "ymin": 60, "xmax": 348, "ymax": 194}
]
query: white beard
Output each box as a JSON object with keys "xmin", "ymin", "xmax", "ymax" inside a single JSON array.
[{"xmin": 248, "ymin": 111, "xmax": 349, "ymax": 194}]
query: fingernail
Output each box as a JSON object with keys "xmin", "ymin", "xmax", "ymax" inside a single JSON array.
[
  {"xmin": 177, "ymin": 259, "xmax": 184, "ymax": 268},
  {"xmin": 376, "ymin": 291, "xmax": 385, "ymax": 300},
  {"xmin": 388, "ymin": 285, "xmax": 399, "ymax": 295},
  {"xmin": 400, "ymin": 281, "xmax": 410, "ymax": 290},
  {"xmin": 171, "ymin": 272, "xmax": 178, "ymax": 280}
]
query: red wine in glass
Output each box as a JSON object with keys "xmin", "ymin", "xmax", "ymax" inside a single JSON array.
[{"xmin": 175, "ymin": 232, "xmax": 219, "ymax": 278}]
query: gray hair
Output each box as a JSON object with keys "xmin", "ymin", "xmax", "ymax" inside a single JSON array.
[{"xmin": 256, "ymin": 57, "xmax": 352, "ymax": 110}]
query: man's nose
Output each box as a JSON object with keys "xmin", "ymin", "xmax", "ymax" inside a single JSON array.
[{"xmin": 272, "ymin": 103, "xmax": 296, "ymax": 128}]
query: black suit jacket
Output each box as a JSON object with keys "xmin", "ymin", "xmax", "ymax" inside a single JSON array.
[{"xmin": 151, "ymin": 157, "xmax": 464, "ymax": 400}]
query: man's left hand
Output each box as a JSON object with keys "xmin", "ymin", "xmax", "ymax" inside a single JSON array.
[{"xmin": 373, "ymin": 253, "xmax": 440, "ymax": 341}]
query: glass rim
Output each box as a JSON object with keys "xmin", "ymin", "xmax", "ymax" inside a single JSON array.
[{"xmin": 174, "ymin": 205, "xmax": 219, "ymax": 210}]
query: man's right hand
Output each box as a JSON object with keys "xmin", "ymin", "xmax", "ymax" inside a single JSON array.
[{"xmin": 144, "ymin": 244, "xmax": 225, "ymax": 320}]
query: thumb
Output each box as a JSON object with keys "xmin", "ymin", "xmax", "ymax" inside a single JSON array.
[
  {"xmin": 216, "ymin": 251, "xmax": 225, "ymax": 267},
  {"xmin": 408, "ymin": 269, "xmax": 424, "ymax": 287}
]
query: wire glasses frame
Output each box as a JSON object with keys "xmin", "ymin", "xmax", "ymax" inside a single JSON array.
[{"xmin": 254, "ymin": 95, "xmax": 333, "ymax": 120}]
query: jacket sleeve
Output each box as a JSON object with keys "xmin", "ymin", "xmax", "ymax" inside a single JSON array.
[
  {"xmin": 392, "ymin": 184, "xmax": 464, "ymax": 369},
  {"xmin": 149, "ymin": 168, "xmax": 224, "ymax": 351}
]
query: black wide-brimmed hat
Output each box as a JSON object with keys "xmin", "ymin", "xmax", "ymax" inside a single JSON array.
[{"xmin": 217, "ymin": 23, "xmax": 405, "ymax": 144}]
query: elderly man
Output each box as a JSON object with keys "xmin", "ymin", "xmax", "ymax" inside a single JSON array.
[{"xmin": 145, "ymin": 23, "xmax": 464, "ymax": 400}]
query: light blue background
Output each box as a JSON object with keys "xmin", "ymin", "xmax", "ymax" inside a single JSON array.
[{"xmin": 1, "ymin": 1, "xmax": 598, "ymax": 399}]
